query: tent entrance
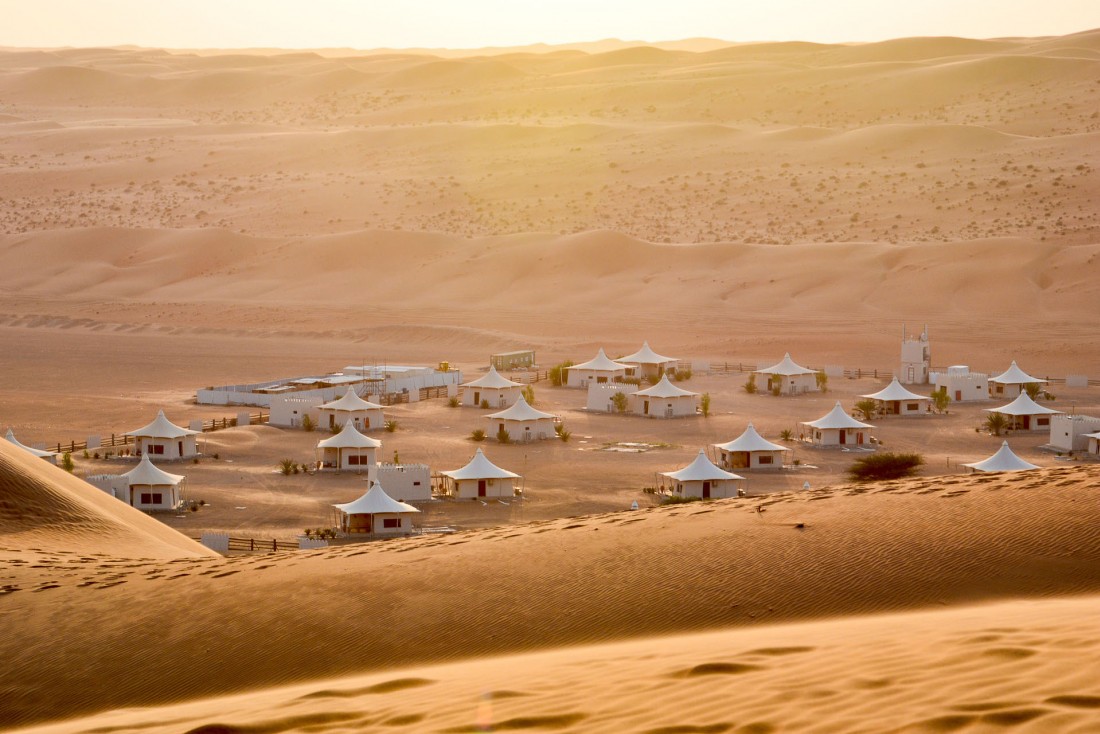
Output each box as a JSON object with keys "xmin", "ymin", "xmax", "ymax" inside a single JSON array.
[
  {"xmin": 702, "ymin": 481, "xmax": 711, "ymax": 499},
  {"xmin": 478, "ymin": 480, "xmax": 487, "ymax": 497}
]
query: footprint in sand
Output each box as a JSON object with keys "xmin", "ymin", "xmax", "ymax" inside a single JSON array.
[{"xmin": 673, "ymin": 662, "xmax": 763, "ymax": 678}]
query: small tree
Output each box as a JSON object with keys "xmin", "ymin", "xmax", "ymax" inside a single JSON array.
[
  {"xmin": 301, "ymin": 414, "xmax": 316, "ymax": 432},
  {"xmin": 558, "ymin": 426, "xmax": 571, "ymax": 442},
  {"xmin": 743, "ymin": 374, "xmax": 757, "ymax": 394},
  {"xmin": 854, "ymin": 399, "xmax": 878, "ymax": 421},
  {"xmin": 779, "ymin": 429, "xmax": 794, "ymax": 441},
  {"xmin": 480, "ymin": 399, "xmax": 490, "ymax": 409},
  {"xmin": 985, "ymin": 413, "xmax": 1008, "ymax": 436},
  {"xmin": 847, "ymin": 452, "xmax": 924, "ymax": 481},
  {"xmin": 674, "ymin": 367, "xmax": 693, "ymax": 381},
  {"xmin": 496, "ymin": 427, "xmax": 512, "ymax": 444},
  {"xmin": 770, "ymin": 382, "xmax": 782, "ymax": 397},
  {"xmin": 61, "ymin": 452, "xmax": 74, "ymax": 473},
  {"xmin": 470, "ymin": 428, "xmax": 486, "ymax": 442},
  {"xmin": 278, "ymin": 458, "xmax": 295, "ymax": 475},
  {"xmin": 385, "ymin": 419, "xmax": 398, "ymax": 433},
  {"xmin": 1023, "ymin": 382, "xmax": 1042, "ymax": 400},
  {"xmin": 815, "ymin": 371, "xmax": 828, "ymax": 393},
  {"xmin": 700, "ymin": 393, "xmax": 711, "ymax": 417},
  {"xmin": 447, "ymin": 396, "xmax": 460, "ymax": 408},
  {"xmin": 611, "ymin": 391, "xmax": 629, "ymax": 413},
  {"xmin": 931, "ymin": 386, "xmax": 951, "ymax": 414},
  {"xmin": 522, "ymin": 384, "xmax": 535, "ymax": 405},
  {"xmin": 549, "ymin": 360, "xmax": 574, "ymax": 387}
]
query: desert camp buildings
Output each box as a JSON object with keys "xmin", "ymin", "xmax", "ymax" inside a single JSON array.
[
  {"xmin": 619, "ymin": 342, "xmax": 678, "ymax": 381},
  {"xmin": 630, "ymin": 375, "xmax": 699, "ymax": 418},
  {"xmin": 440, "ymin": 448, "xmax": 520, "ymax": 499},
  {"xmin": 713, "ymin": 423, "xmax": 789, "ymax": 470},
  {"xmin": 963, "ymin": 441, "xmax": 1039, "ymax": 473},
  {"xmin": 989, "ymin": 361, "xmax": 1047, "ymax": 399},
  {"xmin": 485, "ymin": 396, "xmax": 559, "ymax": 442},
  {"xmin": 317, "ymin": 388, "xmax": 385, "ymax": 432},
  {"xmin": 802, "ymin": 402, "xmax": 875, "ymax": 447},
  {"xmin": 755, "ymin": 353, "xmax": 818, "ymax": 395},
  {"xmin": 566, "ymin": 348, "xmax": 629, "ymax": 388},
  {"xmin": 4, "ymin": 429, "xmax": 58, "ymax": 464},
  {"xmin": 126, "ymin": 410, "xmax": 199, "ymax": 460},
  {"xmin": 333, "ymin": 482, "xmax": 419, "ymax": 537},
  {"xmin": 460, "ymin": 366, "xmax": 524, "ymax": 408},
  {"xmin": 861, "ymin": 378, "xmax": 932, "ymax": 416},
  {"xmin": 316, "ymin": 420, "xmax": 381, "ymax": 475},
  {"xmin": 659, "ymin": 450, "xmax": 743, "ymax": 499},
  {"xmin": 986, "ymin": 393, "xmax": 1063, "ymax": 432},
  {"xmin": 88, "ymin": 453, "xmax": 186, "ymax": 511}
]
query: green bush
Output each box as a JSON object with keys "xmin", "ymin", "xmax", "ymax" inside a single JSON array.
[
  {"xmin": 854, "ymin": 399, "xmax": 878, "ymax": 421},
  {"xmin": 700, "ymin": 393, "xmax": 711, "ymax": 417},
  {"xmin": 61, "ymin": 452, "xmax": 74, "ymax": 473},
  {"xmin": 496, "ymin": 427, "xmax": 512, "ymax": 444},
  {"xmin": 847, "ymin": 452, "xmax": 924, "ymax": 482},
  {"xmin": 278, "ymin": 458, "xmax": 295, "ymax": 475},
  {"xmin": 815, "ymin": 371, "xmax": 828, "ymax": 393},
  {"xmin": 480, "ymin": 399, "xmax": 490, "ymax": 409},
  {"xmin": 985, "ymin": 413, "xmax": 1008, "ymax": 436},
  {"xmin": 522, "ymin": 384, "xmax": 535, "ymax": 405},
  {"xmin": 931, "ymin": 386, "xmax": 951, "ymax": 413},
  {"xmin": 549, "ymin": 360, "xmax": 574, "ymax": 387},
  {"xmin": 448, "ymin": 396, "xmax": 460, "ymax": 408},
  {"xmin": 385, "ymin": 419, "xmax": 398, "ymax": 432},
  {"xmin": 471, "ymin": 428, "xmax": 486, "ymax": 442},
  {"xmin": 301, "ymin": 414, "xmax": 316, "ymax": 432},
  {"xmin": 611, "ymin": 391, "xmax": 629, "ymax": 413},
  {"xmin": 744, "ymin": 374, "xmax": 757, "ymax": 394}
]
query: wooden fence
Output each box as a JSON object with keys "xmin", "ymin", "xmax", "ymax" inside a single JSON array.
[
  {"xmin": 191, "ymin": 536, "xmax": 295, "ymax": 553},
  {"xmin": 48, "ymin": 412, "xmax": 268, "ymax": 456}
]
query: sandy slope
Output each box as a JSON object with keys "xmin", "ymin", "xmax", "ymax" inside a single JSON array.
[{"xmin": 2, "ymin": 461, "xmax": 1098, "ymax": 728}]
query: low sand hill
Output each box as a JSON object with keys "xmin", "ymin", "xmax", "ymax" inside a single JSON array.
[
  {"xmin": 2, "ymin": 465, "xmax": 1098, "ymax": 727},
  {"xmin": 0, "ymin": 440, "xmax": 217, "ymax": 559},
  {"xmin": 15, "ymin": 594, "xmax": 1100, "ymax": 734}
]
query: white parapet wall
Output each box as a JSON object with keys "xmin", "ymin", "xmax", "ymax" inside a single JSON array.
[
  {"xmin": 197, "ymin": 370, "xmax": 463, "ymax": 407},
  {"xmin": 200, "ymin": 532, "xmax": 230, "ymax": 554},
  {"xmin": 1049, "ymin": 414, "xmax": 1100, "ymax": 452},
  {"xmin": 377, "ymin": 463, "xmax": 432, "ymax": 502},
  {"xmin": 586, "ymin": 383, "xmax": 635, "ymax": 413}
]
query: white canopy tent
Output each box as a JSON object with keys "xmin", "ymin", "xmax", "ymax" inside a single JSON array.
[
  {"xmin": 566, "ymin": 348, "xmax": 629, "ymax": 388},
  {"xmin": 986, "ymin": 393, "xmax": 1063, "ymax": 431},
  {"xmin": 630, "ymin": 375, "xmax": 699, "ymax": 418},
  {"xmin": 119, "ymin": 453, "xmax": 186, "ymax": 511},
  {"xmin": 963, "ymin": 441, "xmax": 1039, "ymax": 473},
  {"xmin": 126, "ymin": 410, "xmax": 199, "ymax": 460},
  {"xmin": 317, "ymin": 420, "xmax": 381, "ymax": 474},
  {"xmin": 755, "ymin": 353, "xmax": 818, "ymax": 395},
  {"xmin": 990, "ymin": 361, "xmax": 1046, "ymax": 398},
  {"xmin": 440, "ymin": 448, "xmax": 521, "ymax": 499},
  {"xmin": 660, "ymin": 450, "xmax": 743, "ymax": 499},
  {"xmin": 485, "ymin": 396, "xmax": 558, "ymax": 441},
  {"xmin": 861, "ymin": 377, "xmax": 932, "ymax": 416},
  {"xmin": 802, "ymin": 402, "xmax": 874, "ymax": 446},
  {"xmin": 461, "ymin": 365, "xmax": 525, "ymax": 408},
  {"xmin": 4, "ymin": 429, "xmax": 58, "ymax": 464},
  {"xmin": 713, "ymin": 423, "xmax": 789, "ymax": 470},
  {"xmin": 333, "ymin": 481, "xmax": 420, "ymax": 536},
  {"xmin": 619, "ymin": 341, "xmax": 678, "ymax": 380},
  {"xmin": 317, "ymin": 388, "xmax": 385, "ymax": 431}
]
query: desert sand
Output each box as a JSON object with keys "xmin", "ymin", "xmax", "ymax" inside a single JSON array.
[{"xmin": 1, "ymin": 29, "xmax": 1099, "ymax": 733}]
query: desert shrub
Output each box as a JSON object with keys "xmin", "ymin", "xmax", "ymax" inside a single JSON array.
[
  {"xmin": 931, "ymin": 386, "xmax": 951, "ymax": 413},
  {"xmin": 985, "ymin": 413, "xmax": 1008, "ymax": 436},
  {"xmin": 770, "ymin": 383, "xmax": 782, "ymax": 397},
  {"xmin": 61, "ymin": 452, "xmax": 74, "ymax": 473},
  {"xmin": 385, "ymin": 419, "xmax": 398, "ymax": 432},
  {"xmin": 448, "ymin": 396, "xmax": 460, "ymax": 408},
  {"xmin": 854, "ymin": 399, "xmax": 879, "ymax": 421},
  {"xmin": 480, "ymin": 399, "xmax": 490, "ymax": 409},
  {"xmin": 744, "ymin": 374, "xmax": 757, "ymax": 394},
  {"xmin": 700, "ymin": 393, "xmax": 711, "ymax": 417},
  {"xmin": 82, "ymin": 449, "xmax": 90, "ymax": 459},
  {"xmin": 301, "ymin": 414, "xmax": 316, "ymax": 432},
  {"xmin": 522, "ymin": 384, "xmax": 535, "ymax": 405},
  {"xmin": 471, "ymin": 428, "xmax": 486, "ymax": 442},
  {"xmin": 847, "ymin": 452, "xmax": 924, "ymax": 482},
  {"xmin": 815, "ymin": 371, "xmax": 829, "ymax": 393},
  {"xmin": 549, "ymin": 360, "xmax": 574, "ymax": 387},
  {"xmin": 555, "ymin": 424, "xmax": 571, "ymax": 442},
  {"xmin": 496, "ymin": 427, "xmax": 512, "ymax": 444},
  {"xmin": 611, "ymin": 392, "xmax": 629, "ymax": 413},
  {"xmin": 620, "ymin": 376, "xmax": 641, "ymax": 385},
  {"xmin": 780, "ymin": 429, "xmax": 794, "ymax": 441},
  {"xmin": 1024, "ymin": 382, "xmax": 1042, "ymax": 400},
  {"xmin": 662, "ymin": 494, "xmax": 702, "ymax": 505},
  {"xmin": 278, "ymin": 458, "xmax": 295, "ymax": 475},
  {"xmin": 674, "ymin": 368, "xmax": 693, "ymax": 381}
]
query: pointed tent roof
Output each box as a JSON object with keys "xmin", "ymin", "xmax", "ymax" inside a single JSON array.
[
  {"xmin": 632, "ymin": 374, "xmax": 699, "ymax": 398},
  {"xmin": 862, "ymin": 377, "xmax": 930, "ymax": 402},
  {"xmin": 713, "ymin": 423, "xmax": 789, "ymax": 454},
  {"xmin": 963, "ymin": 441, "xmax": 1039, "ymax": 472},
  {"xmin": 661, "ymin": 450, "xmax": 743, "ymax": 482},
  {"xmin": 1085, "ymin": 432, "xmax": 1100, "ymax": 441},
  {"xmin": 126, "ymin": 410, "xmax": 198, "ymax": 439},
  {"xmin": 486, "ymin": 395, "xmax": 557, "ymax": 422},
  {"xmin": 334, "ymin": 481, "xmax": 420, "ymax": 516},
  {"xmin": 756, "ymin": 352, "xmax": 814, "ymax": 376},
  {"xmin": 567, "ymin": 348, "xmax": 629, "ymax": 373},
  {"xmin": 4, "ymin": 429, "xmax": 57, "ymax": 459},
  {"xmin": 462, "ymin": 365, "xmax": 524, "ymax": 390},
  {"xmin": 803, "ymin": 401, "xmax": 875, "ymax": 430},
  {"xmin": 619, "ymin": 341, "xmax": 676, "ymax": 365},
  {"xmin": 441, "ymin": 448, "xmax": 521, "ymax": 481},
  {"xmin": 985, "ymin": 393, "xmax": 1063, "ymax": 417},
  {"xmin": 319, "ymin": 387, "xmax": 383, "ymax": 412},
  {"xmin": 317, "ymin": 420, "xmax": 383, "ymax": 449},
  {"xmin": 122, "ymin": 453, "xmax": 185, "ymax": 487},
  {"xmin": 990, "ymin": 361, "xmax": 1046, "ymax": 385}
]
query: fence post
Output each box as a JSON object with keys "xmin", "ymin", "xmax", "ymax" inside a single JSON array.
[{"xmin": 250, "ymin": 538, "xmax": 255, "ymax": 551}]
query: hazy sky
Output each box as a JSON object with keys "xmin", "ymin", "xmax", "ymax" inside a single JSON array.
[{"xmin": 1, "ymin": 0, "xmax": 1098, "ymax": 49}]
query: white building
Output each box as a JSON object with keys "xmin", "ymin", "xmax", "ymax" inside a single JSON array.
[
  {"xmin": 986, "ymin": 393, "xmax": 1063, "ymax": 432},
  {"xmin": 440, "ymin": 448, "xmax": 521, "ymax": 499},
  {"xmin": 963, "ymin": 441, "xmax": 1039, "ymax": 473},
  {"xmin": 333, "ymin": 482, "xmax": 419, "ymax": 537},
  {"xmin": 485, "ymin": 396, "xmax": 559, "ymax": 442},
  {"xmin": 376, "ymin": 463, "xmax": 432, "ymax": 502},
  {"xmin": 713, "ymin": 423, "xmax": 789, "ymax": 470},
  {"xmin": 802, "ymin": 402, "xmax": 875, "ymax": 447},
  {"xmin": 90, "ymin": 453, "xmax": 185, "ymax": 511},
  {"xmin": 933, "ymin": 365, "xmax": 989, "ymax": 403},
  {"xmin": 566, "ymin": 348, "xmax": 629, "ymax": 388},
  {"xmin": 586, "ymin": 382, "xmax": 635, "ymax": 413},
  {"xmin": 861, "ymin": 378, "xmax": 932, "ymax": 416},
  {"xmin": 900, "ymin": 325, "xmax": 931, "ymax": 385},
  {"xmin": 268, "ymin": 396, "xmax": 321, "ymax": 429},
  {"xmin": 316, "ymin": 421, "xmax": 381, "ymax": 475},
  {"xmin": 317, "ymin": 388, "xmax": 385, "ymax": 432},
  {"xmin": 989, "ymin": 361, "xmax": 1047, "ymax": 399},
  {"xmin": 756, "ymin": 353, "xmax": 818, "ymax": 395},
  {"xmin": 660, "ymin": 450, "xmax": 743, "ymax": 499},
  {"xmin": 461, "ymin": 366, "xmax": 524, "ymax": 408},
  {"xmin": 1047, "ymin": 414, "xmax": 1100, "ymax": 453},
  {"xmin": 620, "ymin": 342, "xmax": 678, "ymax": 381},
  {"xmin": 126, "ymin": 410, "xmax": 199, "ymax": 460},
  {"xmin": 1085, "ymin": 432, "xmax": 1100, "ymax": 458},
  {"xmin": 630, "ymin": 375, "xmax": 699, "ymax": 418},
  {"xmin": 4, "ymin": 429, "xmax": 58, "ymax": 464}
]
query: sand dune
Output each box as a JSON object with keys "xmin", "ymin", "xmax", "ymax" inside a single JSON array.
[
  {"xmin": 0, "ymin": 441, "xmax": 215, "ymax": 559},
  {"xmin": 2, "ymin": 464, "xmax": 1098, "ymax": 727}
]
